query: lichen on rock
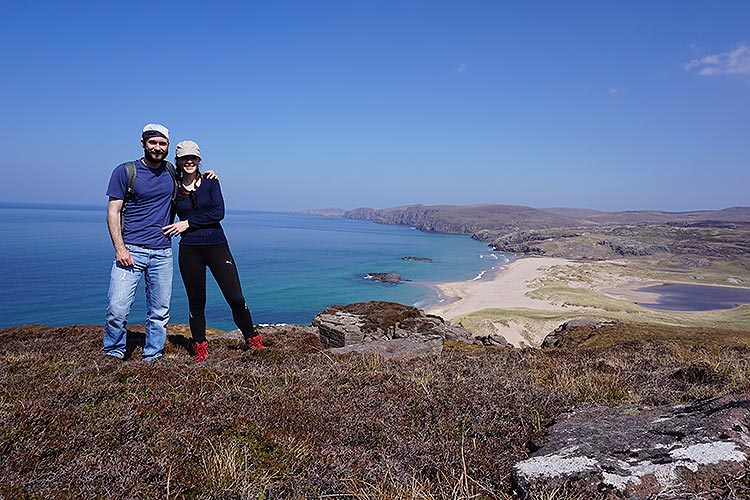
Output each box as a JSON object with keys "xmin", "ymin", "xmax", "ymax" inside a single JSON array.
[{"xmin": 513, "ymin": 394, "xmax": 750, "ymax": 499}]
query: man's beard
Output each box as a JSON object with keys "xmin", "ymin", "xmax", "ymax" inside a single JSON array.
[{"xmin": 144, "ymin": 148, "xmax": 166, "ymax": 163}]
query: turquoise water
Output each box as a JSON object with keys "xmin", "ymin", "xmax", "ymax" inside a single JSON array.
[{"xmin": 0, "ymin": 205, "xmax": 506, "ymax": 330}]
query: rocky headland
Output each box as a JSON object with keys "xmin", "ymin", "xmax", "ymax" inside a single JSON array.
[{"xmin": 341, "ymin": 203, "xmax": 750, "ymax": 266}]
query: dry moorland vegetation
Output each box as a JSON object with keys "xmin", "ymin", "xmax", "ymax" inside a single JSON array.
[{"xmin": 3, "ymin": 321, "xmax": 750, "ymax": 499}]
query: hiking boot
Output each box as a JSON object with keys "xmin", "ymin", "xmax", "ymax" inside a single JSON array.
[
  {"xmin": 194, "ymin": 341, "xmax": 208, "ymax": 363},
  {"xmin": 245, "ymin": 334, "xmax": 265, "ymax": 349}
]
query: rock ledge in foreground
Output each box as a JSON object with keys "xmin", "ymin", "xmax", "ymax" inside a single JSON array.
[{"xmin": 513, "ymin": 394, "xmax": 750, "ymax": 499}]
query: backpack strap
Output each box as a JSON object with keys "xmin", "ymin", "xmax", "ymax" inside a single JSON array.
[
  {"xmin": 164, "ymin": 161, "xmax": 179, "ymax": 205},
  {"xmin": 122, "ymin": 161, "xmax": 137, "ymax": 212},
  {"xmin": 164, "ymin": 160, "xmax": 179, "ymax": 224}
]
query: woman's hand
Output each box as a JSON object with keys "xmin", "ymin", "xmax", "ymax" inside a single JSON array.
[
  {"xmin": 162, "ymin": 220, "xmax": 189, "ymax": 237},
  {"xmin": 204, "ymin": 169, "xmax": 219, "ymax": 180}
]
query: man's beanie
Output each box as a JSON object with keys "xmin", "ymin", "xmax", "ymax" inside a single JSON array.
[{"xmin": 142, "ymin": 123, "xmax": 169, "ymax": 140}]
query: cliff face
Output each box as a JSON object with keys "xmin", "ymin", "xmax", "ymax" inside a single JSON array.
[
  {"xmin": 342, "ymin": 204, "xmax": 750, "ymax": 263},
  {"xmin": 343, "ymin": 204, "xmax": 584, "ymax": 234},
  {"xmin": 374, "ymin": 205, "xmax": 461, "ymax": 232},
  {"xmin": 344, "ymin": 207, "xmax": 380, "ymax": 220},
  {"xmin": 343, "ymin": 204, "xmax": 750, "ymax": 235}
]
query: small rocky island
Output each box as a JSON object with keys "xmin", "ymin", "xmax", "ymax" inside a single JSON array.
[
  {"xmin": 401, "ymin": 256, "xmax": 434, "ymax": 262},
  {"xmin": 363, "ymin": 272, "xmax": 403, "ymax": 284}
]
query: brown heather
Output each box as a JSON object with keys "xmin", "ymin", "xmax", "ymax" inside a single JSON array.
[{"xmin": 2, "ymin": 322, "xmax": 750, "ymax": 499}]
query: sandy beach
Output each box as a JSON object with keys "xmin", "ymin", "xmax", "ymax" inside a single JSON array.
[
  {"xmin": 425, "ymin": 255, "xmax": 750, "ymax": 347},
  {"xmin": 426, "ymin": 257, "xmax": 576, "ymax": 346},
  {"xmin": 427, "ymin": 257, "xmax": 574, "ymax": 319}
]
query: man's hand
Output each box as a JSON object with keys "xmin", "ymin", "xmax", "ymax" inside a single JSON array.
[
  {"xmin": 162, "ymin": 220, "xmax": 189, "ymax": 237},
  {"xmin": 204, "ymin": 169, "xmax": 218, "ymax": 180},
  {"xmin": 115, "ymin": 247, "xmax": 134, "ymax": 267}
]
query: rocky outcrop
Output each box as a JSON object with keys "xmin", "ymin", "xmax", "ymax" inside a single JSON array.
[
  {"xmin": 513, "ymin": 395, "xmax": 750, "ymax": 499},
  {"xmin": 312, "ymin": 301, "xmax": 472, "ymax": 355},
  {"xmin": 483, "ymin": 228, "xmax": 585, "ymax": 256},
  {"xmin": 597, "ymin": 239, "xmax": 670, "ymax": 256},
  {"xmin": 472, "ymin": 333, "xmax": 510, "ymax": 347},
  {"xmin": 364, "ymin": 273, "xmax": 402, "ymax": 284},
  {"xmin": 344, "ymin": 207, "xmax": 379, "ymax": 220},
  {"xmin": 401, "ymin": 256, "xmax": 434, "ymax": 262},
  {"xmin": 541, "ymin": 319, "xmax": 619, "ymax": 348}
]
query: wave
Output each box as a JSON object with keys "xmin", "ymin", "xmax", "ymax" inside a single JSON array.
[{"xmin": 471, "ymin": 270, "xmax": 486, "ymax": 281}]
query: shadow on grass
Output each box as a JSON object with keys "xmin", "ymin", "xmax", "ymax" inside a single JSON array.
[{"xmin": 123, "ymin": 329, "xmax": 192, "ymax": 359}]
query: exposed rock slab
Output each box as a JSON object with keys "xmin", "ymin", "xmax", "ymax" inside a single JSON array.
[
  {"xmin": 513, "ymin": 395, "xmax": 750, "ymax": 499},
  {"xmin": 312, "ymin": 301, "xmax": 472, "ymax": 357}
]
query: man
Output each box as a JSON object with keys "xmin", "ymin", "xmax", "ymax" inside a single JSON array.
[{"xmin": 103, "ymin": 124, "xmax": 177, "ymax": 361}]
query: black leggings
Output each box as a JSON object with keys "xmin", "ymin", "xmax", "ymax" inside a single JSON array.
[{"xmin": 178, "ymin": 244, "xmax": 255, "ymax": 343}]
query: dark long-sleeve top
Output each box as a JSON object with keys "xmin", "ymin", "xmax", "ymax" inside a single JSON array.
[{"xmin": 175, "ymin": 177, "xmax": 228, "ymax": 246}]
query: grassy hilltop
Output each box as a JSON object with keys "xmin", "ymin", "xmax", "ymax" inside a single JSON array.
[{"xmin": 3, "ymin": 322, "xmax": 750, "ymax": 499}]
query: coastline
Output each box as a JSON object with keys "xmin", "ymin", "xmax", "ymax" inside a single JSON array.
[
  {"xmin": 424, "ymin": 257, "xmax": 574, "ymax": 347},
  {"xmin": 412, "ymin": 253, "xmax": 513, "ymax": 311},
  {"xmin": 425, "ymin": 257, "xmax": 573, "ymax": 320},
  {"xmin": 424, "ymin": 256, "xmax": 750, "ymax": 347}
]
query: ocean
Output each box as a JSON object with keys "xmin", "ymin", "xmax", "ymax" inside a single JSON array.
[{"xmin": 0, "ymin": 204, "xmax": 507, "ymax": 330}]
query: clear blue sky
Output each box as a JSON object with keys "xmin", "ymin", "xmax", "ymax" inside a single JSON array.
[{"xmin": 1, "ymin": 1, "xmax": 748, "ymax": 212}]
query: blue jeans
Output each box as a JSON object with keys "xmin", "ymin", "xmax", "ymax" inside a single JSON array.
[{"xmin": 103, "ymin": 244, "xmax": 173, "ymax": 360}]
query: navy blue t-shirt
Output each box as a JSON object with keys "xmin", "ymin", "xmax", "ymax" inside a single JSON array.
[
  {"xmin": 175, "ymin": 177, "xmax": 228, "ymax": 246},
  {"xmin": 106, "ymin": 159, "xmax": 174, "ymax": 249}
]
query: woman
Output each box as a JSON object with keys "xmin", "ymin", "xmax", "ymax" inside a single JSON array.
[{"xmin": 162, "ymin": 140, "xmax": 264, "ymax": 362}]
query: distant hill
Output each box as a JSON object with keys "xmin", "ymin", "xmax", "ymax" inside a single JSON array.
[
  {"xmin": 345, "ymin": 204, "xmax": 588, "ymax": 234},
  {"xmin": 568, "ymin": 206, "xmax": 750, "ymax": 225},
  {"xmin": 540, "ymin": 207, "xmax": 607, "ymax": 218},
  {"xmin": 338, "ymin": 204, "xmax": 750, "ymax": 263},
  {"xmin": 342, "ymin": 204, "xmax": 750, "ymax": 234},
  {"xmin": 290, "ymin": 207, "xmax": 346, "ymax": 217}
]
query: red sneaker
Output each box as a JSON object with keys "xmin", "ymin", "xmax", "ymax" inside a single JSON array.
[
  {"xmin": 194, "ymin": 341, "xmax": 208, "ymax": 363},
  {"xmin": 245, "ymin": 334, "xmax": 265, "ymax": 349}
]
